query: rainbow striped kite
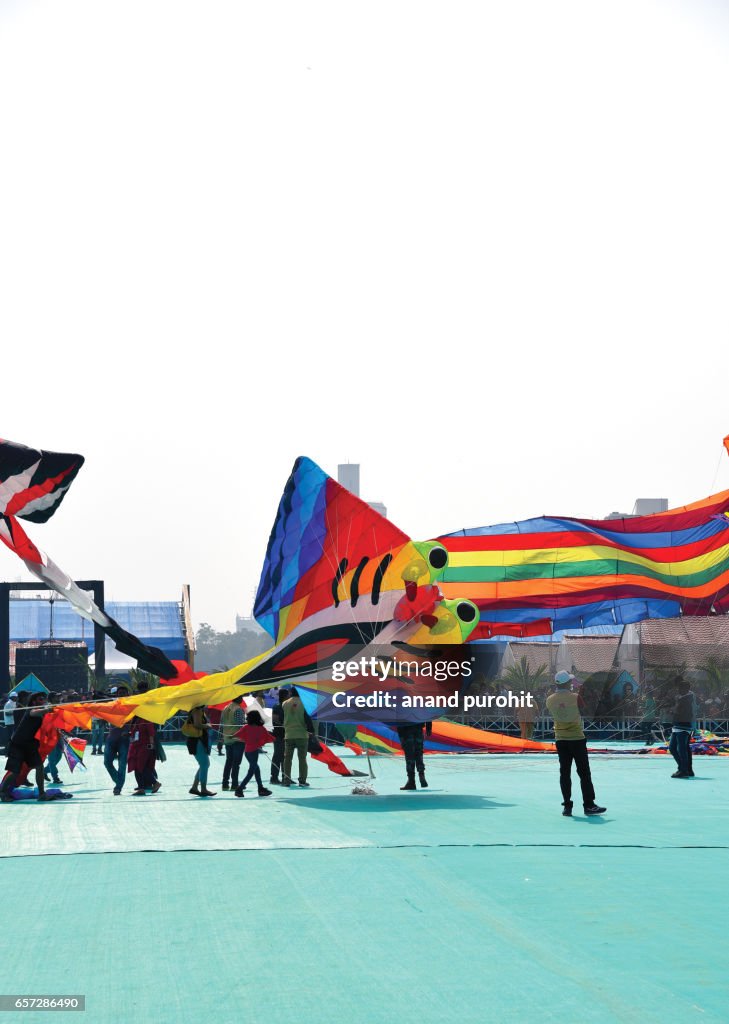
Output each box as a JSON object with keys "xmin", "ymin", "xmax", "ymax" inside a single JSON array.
[
  {"xmin": 437, "ymin": 489, "xmax": 729, "ymax": 637},
  {"xmin": 62, "ymin": 734, "xmax": 87, "ymax": 773},
  {"xmin": 354, "ymin": 721, "xmax": 556, "ymax": 754}
]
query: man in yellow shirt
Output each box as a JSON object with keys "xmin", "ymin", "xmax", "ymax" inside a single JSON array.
[{"xmin": 546, "ymin": 671, "xmax": 606, "ymax": 817}]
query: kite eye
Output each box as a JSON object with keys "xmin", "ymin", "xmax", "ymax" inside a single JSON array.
[
  {"xmin": 456, "ymin": 601, "xmax": 477, "ymax": 623},
  {"xmin": 428, "ymin": 546, "xmax": 448, "ymax": 571}
]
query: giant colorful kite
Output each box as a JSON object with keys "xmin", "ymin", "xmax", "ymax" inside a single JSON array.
[{"xmin": 437, "ymin": 489, "xmax": 729, "ymax": 637}]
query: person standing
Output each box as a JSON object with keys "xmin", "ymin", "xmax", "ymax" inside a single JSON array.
[
  {"xmin": 668, "ymin": 677, "xmax": 696, "ymax": 779},
  {"xmin": 220, "ymin": 695, "xmax": 246, "ymax": 791},
  {"xmin": 638, "ymin": 690, "xmax": 658, "ymax": 745},
  {"xmin": 127, "ymin": 716, "xmax": 159, "ymax": 794},
  {"xmin": 44, "ymin": 735, "xmax": 65, "ymax": 785},
  {"xmin": 3, "ymin": 690, "xmax": 18, "ymax": 755},
  {"xmin": 282, "ymin": 689, "xmax": 312, "ymax": 787},
  {"xmin": 546, "ymin": 671, "xmax": 606, "ymax": 817},
  {"xmin": 234, "ymin": 710, "xmax": 273, "ymax": 797},
  {"xmin": 104, "ymin": 684, "xmax": 131, "ymax": 795},
  {"xmin": 90, "ymin": 705, "xmax": 106, "ymax": 755},
  {"xmin": 0, "ymin": 692, "xmax": 52, "ymax": 802},
  {"xmin": 185, "ymin": 706, "xmax": 216, "ymax": 797},
  {"xmin": 518, "ymin": 691, "xmax": 539, "ymax": 741},
  {"xmin": 269, "ymin": 687, "xmax": 290, "ymax": 785},
  {"xmin": 396, "ymin": 721, "xmax": 431, "ymax": 790}
]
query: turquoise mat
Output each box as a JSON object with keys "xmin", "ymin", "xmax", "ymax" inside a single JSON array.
[{"xmin": 3, "ymin": 748, "xmax": 728, "ymax": 1022}]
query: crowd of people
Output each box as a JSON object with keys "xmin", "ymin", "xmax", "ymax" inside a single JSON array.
[{"xmin": 0, "ymin": 673, "xmax": 707, "ymax": 810}]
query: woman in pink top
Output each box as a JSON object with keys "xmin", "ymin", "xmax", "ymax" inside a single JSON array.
[{"xmin": 234, "ymin": 709, "xmax": 274, "ymax": 798}]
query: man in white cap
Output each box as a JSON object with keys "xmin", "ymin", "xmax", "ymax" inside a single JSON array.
[
  {"xmin": 3, "ymin": 690, "xmax": 18, "ymax": 755},
  {"xmin": 546, "ymin": 670, "xmax": 606, "ymax": 817}
]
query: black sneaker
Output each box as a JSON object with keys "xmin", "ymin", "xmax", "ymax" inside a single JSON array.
[
  {"xmin": 562, "ymin": 803, "xmax": 573, "ymax": 817},
  {"xmin": 222, "ymin": 784, "xmax": 230, "ymax": 791},
  {"xmin": 584, "ymin": 805, "xmax": 606, "ymax": 815},
  {"xmin": 298, "ymin": 781, "xmax": 310, "ymax": 787},
  {"xmin": 671, "ymin": 771, "xmax": 689, "ymax": 778}
]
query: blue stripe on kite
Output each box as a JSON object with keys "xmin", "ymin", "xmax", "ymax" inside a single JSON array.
[
  {"xmin": 478, "ymin": 598, "xmax": 681, "ymax": 630},
  {"xmin": 443, "ymin": 517, "xmax": 729, "ymax": 549}
]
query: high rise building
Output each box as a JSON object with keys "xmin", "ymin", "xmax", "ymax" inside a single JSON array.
[
  {"xmin": 337, "ymin": 463, "xmax": 360, "ymax": 496},
  {"xmin": 337, "ymin": 463, "xmax": 387, "ymax": 518}
]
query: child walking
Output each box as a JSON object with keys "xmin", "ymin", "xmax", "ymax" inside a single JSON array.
[{"xmin": 234, "ymin": 709, "xmax": 274, "ymax": 798}]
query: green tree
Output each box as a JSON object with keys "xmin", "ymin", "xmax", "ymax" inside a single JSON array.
[
  {"xmin": 502, "ymin": 655, "xmax": 548, "ymax": 689},
  {"xmin": 129, "ymin": 667, "xmax": 160, "ymax": 693},
  {"xmin": 696, "ymin": 655, "xmax": 729, "ymax": 698},
  {"xmin": 194, "ymin": 623, "xmax": 270, "ymax": 673}
]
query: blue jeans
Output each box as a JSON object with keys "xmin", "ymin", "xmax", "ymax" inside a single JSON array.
[
  {"xmin": 45, "ymin": 741, "xmax": 64, "ymax": 780},
  {"xmin": 193, "ymin": 741, "xmax": 209, "ymax": 788},
  {"xmin": 91, "ymin": 720, "xmax": 105, "ymax": 752},
  {"xmin": 240, "ymin": 750, "xmax": 262, "ymax": 789},
  {"xmin": 104, "ymin": 735, "xmax": 130, "ymax": 790},
  {"xmin": 669, "ymin": 730, "xmax": 691, "ymax": 774},
  {"xmin": 223, "ymin": 742, "xmax": 244, "ymax": 788}
]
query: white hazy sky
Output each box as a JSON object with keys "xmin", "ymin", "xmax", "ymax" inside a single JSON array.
[{"xmin": 1, "ymin": 0, "xmax": 728, "ymax": 632}]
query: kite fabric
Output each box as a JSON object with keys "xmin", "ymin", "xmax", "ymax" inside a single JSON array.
[
  {"xmin": 0, "ymin": 437, "xmax": 84, "ymax": 522},
  {"xmin": 62, "ymin": 734, "xmax": 87, "ymax": 773},
  {"xmin": 0, "ymin": 437, "xmax": 177, "ymax": 679},
  {"xmin": 353, "ymin": 720, "xmax": 556, "ymax": 755},
  {"xmin": 437, "ymin": 487, "xmax": 729, "ymax": 636},
  {"xmin": 242, "ymin": 456, "xmax": 480, "ymax": 694},
  {"xmin": 307, "ymin": 734, "xmax": 367, "ymax": 777}
]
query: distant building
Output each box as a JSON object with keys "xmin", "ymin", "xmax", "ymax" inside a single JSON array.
[
  {"xmin": 605, "ymin": 498, "xmax": 668, "ymax": 520},
  {"xmin": 632, "ymin": 498, "xmax": 668, "ymax": 516},
  {"xmin": 3, "ymin": 588, "xmax": 193, "ymax": 684},
  {"xmin": 337, "ymin": 463, "xmax": 387, "ymax": 518},
  {"xmin": 235, "ymin": 613, "xmax": 267, "ymax": 634},
  {"xmin": 337, "ymin": 463, "xmax": 360, "ymax": 496}
]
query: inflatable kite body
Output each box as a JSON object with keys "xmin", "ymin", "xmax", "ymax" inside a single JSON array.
[
  {"xmin": 353, "ymin": 720, "xmax": 556, "ymax": 755},
  {"xmin": 437, "ymin": 489, "xmax": 729, "ymax": 638}
]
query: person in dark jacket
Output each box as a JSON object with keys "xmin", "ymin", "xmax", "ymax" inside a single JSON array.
[
  {"xmin": 269, "ymin": 687, "xmax": 290, "ymax": 784},
  {"xmin": 0, "ymin": 692, "xmax": 52, "ymax": 801},
  {"xmin": 668, "ymin": 677, "xmax": 696, "ymax": 778},
  {"xmin": 104, "ymin": 684, "xmax": 131, "ymax": 795},
  {"xmin": 127, "ymin": 716, "xmax": 159, "ymax": 795},
  {"xmin": 396, "ymin": 720, "xmax": 432, "ymax": 790}
]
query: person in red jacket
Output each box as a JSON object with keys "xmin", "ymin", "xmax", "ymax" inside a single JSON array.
[
  {"xmin": 234, "ymin": 709, "xmax": 273, "ymax": 798},
  {"xmin": 127, "ymin": 717, "xmax": 159, "ymax": 795}
]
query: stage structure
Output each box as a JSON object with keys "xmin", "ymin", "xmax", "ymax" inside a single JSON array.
[{"xmin": 0, "ymin": 580, "xmax": 106, "ymax": 689}]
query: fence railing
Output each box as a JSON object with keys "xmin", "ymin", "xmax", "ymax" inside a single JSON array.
[{"xmin": 447, "ymin": 714, "xmax": 729, "ymax": 741}]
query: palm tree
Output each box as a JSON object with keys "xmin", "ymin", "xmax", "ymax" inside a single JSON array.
[
  {"xmin": 502, "ymin": 655, "xmax": 549, "ymax": 690},
  {"xmin": 696, "ymin": 655, "xmax": 729, "ymax": 698},
  {"xmin": 129, "ymin": 668, "xmax": 160, "ymax": 693}
]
